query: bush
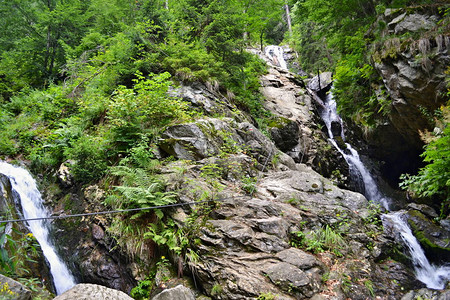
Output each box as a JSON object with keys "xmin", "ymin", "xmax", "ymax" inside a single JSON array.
[
  {"xmin": 400, "ymin": 125, "xmax": 450, "ymax": 216},
  {"xmin": 65, "ymin": 135, "xmax": 108, "ymax": 183}
]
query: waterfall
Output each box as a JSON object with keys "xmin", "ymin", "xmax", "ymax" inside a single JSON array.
[
  {"xmin": 265, "ymin": 45, "xmax": 288, "ymax": 70},
  {"xmin": 318, "ymin": 90, "xmax": 450, "ymax": 289},
  {"xmin": 382, "ymin": 212, "xmax": 450, "ymax": 289},
  {"xmin": 0, "ymin": 162, "xmax": 76, "ymax": 294},
  {"xmin": 319, "ymin": 92, "xmax": 391, "ymax": 210}
]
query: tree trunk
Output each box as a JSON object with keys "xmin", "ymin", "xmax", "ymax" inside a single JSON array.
[
  {"xmin": 260, "ymin": 30, "xmax": 264, "ymax": 52},
  {"xmin": 165, "ymin": 0, "xmax": 169, "ymax": 10}
]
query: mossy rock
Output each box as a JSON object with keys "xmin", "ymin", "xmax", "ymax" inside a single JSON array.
[{"xmin": 406, "ymin": 210, "xmax": 450, "ymax": 263}]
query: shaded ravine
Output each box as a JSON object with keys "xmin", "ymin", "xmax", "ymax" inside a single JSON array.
[
  {"xmin": 265, "ymin": 45, "xmax": 450, "ymax": 289},
  {"xmin": 0, "ymin": 162, "xmax": 76, "ymax": 294}
]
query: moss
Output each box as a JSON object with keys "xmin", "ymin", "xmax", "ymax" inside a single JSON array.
[
  {"xmin": 407, "ymin": 210, "xmax": 450, "ymax": 260},
  {"xmin": 267, "ymin": 116, "xmax": 291, "ymax": 129}
]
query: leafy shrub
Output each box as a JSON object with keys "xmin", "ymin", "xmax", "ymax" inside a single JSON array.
[
  {"xmin": 65, "ymin": 135, "xmax": 108, "ymax": 183},
  {"xmin": 400, "ymin": 125, "xmax": 450, "ymax": 216},
  {"xmin": 107, "ymin": 71, "xmax": 189, "ymax": 152}
]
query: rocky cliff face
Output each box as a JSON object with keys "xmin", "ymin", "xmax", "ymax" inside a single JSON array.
[{"xmin": 367, "ymin": 6, "xmax": 449, "ymax": 183}]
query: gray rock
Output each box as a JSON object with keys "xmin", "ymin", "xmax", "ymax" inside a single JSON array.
[
  {"xmin": 307, "ymin": 72, "xmax": 333, "ymax": 92},
  {"xmin": 151, "ymin": 285, "xmax": 195, "ymax": 300},
  {"xmin": 53, "ymin": 283, "xmax": 132, "ymax": 300},
  {"xmin": 394, "ymin": 14, "xmax": 437, "ymax": 35},
  {"xmin": 270, "ymin": 119, "xmax": 300, "ymax": 152},
  {"xmin": 0, "ymin": 274, "xmax": 31, "ymax": 300},
  {"xmin": 407, "ymin": 203, "xmax": 438, "ymax": 219},
  {"xmin": 265, "ymin": 262, "xmax": 319, "ymax": 297},
  {"xmin": 276, "ymin": 248, "xmax": 321, "ymax": 270}
]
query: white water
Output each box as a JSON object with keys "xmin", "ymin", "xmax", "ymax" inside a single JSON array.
[
  {"xmin": 318, "ymin": 90, "xmax": 449, "ymax": 289},
  {"xmin": 0, "ymin": 162, "xmax": 76, "ymax": 294},
  {"xmin": 383, "ymin": 212, "xmax": 450, "ymax": 289},
  {"xmin": 265, "ymin": 45, "xmax": 288, "ymax": 70},
  {"xmin": 320, "ymin": 93, "xmax": 390, "ymax": 210}
]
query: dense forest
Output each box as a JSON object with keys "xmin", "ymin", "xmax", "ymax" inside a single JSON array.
[{"xmin": 0, "ymin": 0, "xmax": 449, "ymax": 298}]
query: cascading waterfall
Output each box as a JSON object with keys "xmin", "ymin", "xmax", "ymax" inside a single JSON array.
[
  {"xmin": 382, "ymin": 212, "xmax": 450, "ymax": 289},
  {"xmin": 265, "ymin": 45, "xmax": 449, "ymax": 289},
  {"xmin": 265, "ymin": 45, "xmax": 288, "ymax": 70},
  {"xmin": 319, "ymin": 92, "xmax": 391, "ymax": 210},
  {"xmin": 319, "ymin": 85, "xmax": 450, "ymax": 290},
  {"xmin": 0, "ymin": 162, "xmax": 76, "ymax": 294}
]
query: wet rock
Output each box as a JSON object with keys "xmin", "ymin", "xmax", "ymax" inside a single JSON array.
[
  {"xmin": 406, "ymin": 203, "xmax": 438, "ymax": 219},
  {"xmin": 0, "ymin": 274, "xmax": 31, "ymax": 300},
  {"xmin": 405, "ymin": 210, "xmax": 450, "ymax": 263},
  {"xmin": 53, "ymin": 283, "xmax": 133, "ymax": 300},
  {"xmin": 151, "ymin": 285, "xmax": 195, "ymax": 300},
  {"xmin": 264, "ymin": 262, "xmax": 317, "ymax": 297},
  {"xmin": 367, "ymin": 8, "xmax": 448, "ymax": 183},
  {"xmin": 401, "ymin": 288, "xmax": 450, "ymax": 300},
  {"xmin": 270, "ymin": 119, "xmax": 300, "ymax": 152}
]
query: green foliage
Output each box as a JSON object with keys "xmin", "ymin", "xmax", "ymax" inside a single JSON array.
[
  {"xmin": 257, "ymin": 292, "xmax": 276, "ymax": 300},
  {"xmin": 211, "ymin": 284, "xmax": 223, "ymax": 296},
  {"xmin": 291, "ymin": 225, "xmax": 346, "ymax": 256},
  {"xmin": 131, "ymin": 276, "xmax": 154, "ymax": 300},
  {"xmin": 144, "ymin": 218, "xmax": 188, "ymax": 255},
  {"xmin": 106, "ymin": 166, "xmax": 176, "ymax": 212},
  {"xmin": 241, "ymin": 176, "xmax": 257, "ymax": 194},
  {"xmin": 65, "ymin": 135, "xmax": 108, "ymax": 183},
  {"xmin": 0, "ymin": 225, "xmax": 40, "ymax": 279},
  {"xmin": 400, "ymin": 125, "xmax": 450, "ymax": 215}
]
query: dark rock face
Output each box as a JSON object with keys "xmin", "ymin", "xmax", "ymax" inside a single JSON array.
[
  {"xmin": 51, "ymin": 187, "xmax": 135, "ymax": 294},
  {"xmin": 270, "ymin": 119, "xmax": 300, "ymax": 152},
  {"xmin": 367, "ymin": 7, "xmax": 449, "ymax": 184}
]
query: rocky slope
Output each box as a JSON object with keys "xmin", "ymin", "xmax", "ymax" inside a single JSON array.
[{"xmin": 35, "ymin": 50, "xmax": 449, "ymax": 300}]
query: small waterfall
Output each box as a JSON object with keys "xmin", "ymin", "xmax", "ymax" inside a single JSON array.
[
  {"xmin": 383, "ymin": 212, "xmax": 450, "ymax": 289},
  {"xmin": 265, "ymin": 45, "xmax": 288, "ymax": 70},
  {"xmin": 0, "ymin": 162, "xmax": 76, "ymax": 294},
  {"xmin": 317, "ymin": 90, "xmax": 449, "ymax": 289},
  {"xmin": 319, "ymin": 92, "xmax": 390, "ymax": 210}
]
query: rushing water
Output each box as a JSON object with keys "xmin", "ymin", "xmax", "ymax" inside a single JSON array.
[
  {"xmin": 265, "ymin": 45, "xmax": 287, "ymax": 70},
  {"xmin": 319, "ymin": 93, "xmax": 391, "ymax": 210},
  {"xmin": 264, "ymin": 45, "xmax": 449, "ymax": 289},
  {"xmin": 0, "ymin": 162, "xmax": 76, "ymax": 294},
  {"xmin": 319, "ymin": 87, "xmax": 449, "ymax": 289},
  {"xmin": 382, "ymin": 212, "xmax": 450, "ymax": 289}
]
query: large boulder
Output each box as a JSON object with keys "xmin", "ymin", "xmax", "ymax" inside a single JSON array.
[
  {"xmin": 307, "ymin": 72, "xmax": 333, "ymax": 93},
  {"xmin": 151, "ymin": 285, "xmax": 195, "ymax": 300},
  {"xmin": 0, "ymin": 274, "xmax": 31, "ymax": 300},
  {"xmin": 53, "ymin": 283, "xmax": 133, "ymax": 300}
]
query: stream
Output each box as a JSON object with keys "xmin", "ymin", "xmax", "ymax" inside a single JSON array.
[
  {"xmin": 0, "ymin": 161, "xmax": 76, "ymax": 294},
  {"xmin": 265, "ymin": 45, "xmax": 450, "ymax": 290}
]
